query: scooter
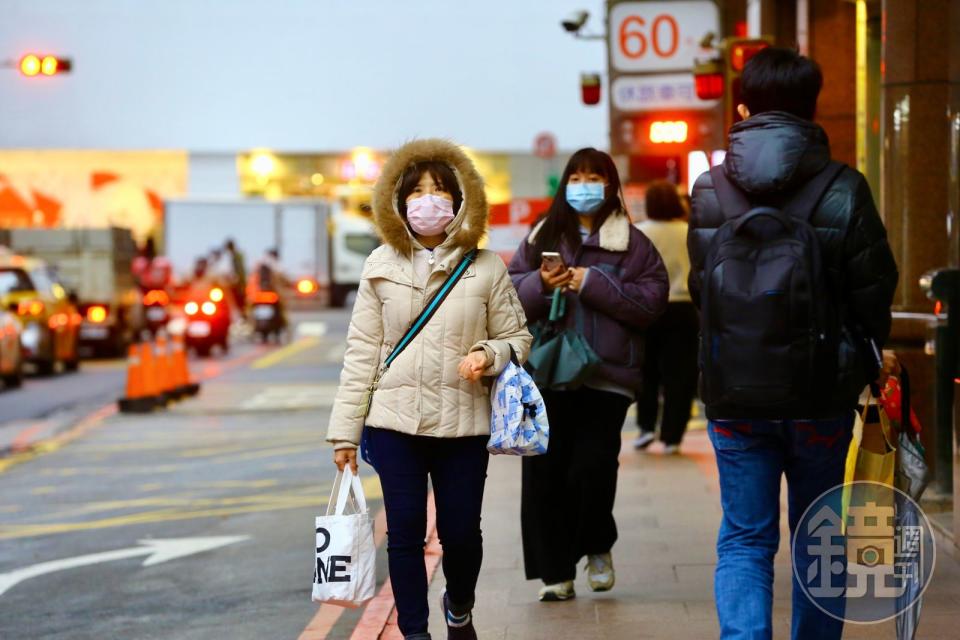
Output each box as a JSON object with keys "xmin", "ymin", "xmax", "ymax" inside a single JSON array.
[
  {"xmin": 183, "ymin": 287, "xmax": 231, "ymax": 357},
  {"xmin": 142, "ymin": 289, "xmax": 170, "ymax": 337},
  {"xmin": 251, "ymin": 290, "xmax": 286, "ymax": 343}
]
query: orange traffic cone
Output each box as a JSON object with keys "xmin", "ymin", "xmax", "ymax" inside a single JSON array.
[
  {"xmin": 141, "ymin": 340, "xmax": 167, "ymax": 408},
  {"xmin": 117, "ymin": 343, "xmax": 159, "ymax": 413},
  {"xmin": 172, "ymin": 334, "xmax": 201, "ymax": 397},
  {"xmin": 155, "ymin": 334, "xmax": 181, "ymax": 402}
]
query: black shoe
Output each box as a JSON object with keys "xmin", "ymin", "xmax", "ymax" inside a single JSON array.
[{"xmin": 440, "ymin": 591, "xmax": 477, "ymax": 640}]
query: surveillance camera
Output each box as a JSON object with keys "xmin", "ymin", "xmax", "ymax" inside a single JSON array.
[{"xmin": 561, "ymin": 10, "xmax": 590, "ymax": 33}]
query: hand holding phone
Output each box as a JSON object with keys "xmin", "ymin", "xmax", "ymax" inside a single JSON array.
[
  {"xmin": 540, "ymin": 251, "xmax": 571, "ymax": 291},
  {"xmin": 541, "ymin": 251, "xmax": 565, "ymax": 272}
]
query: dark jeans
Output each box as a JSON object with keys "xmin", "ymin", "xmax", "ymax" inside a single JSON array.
[
  {"xmin": 522, "ymin": 387, "xmax": 632, "ymax": 583},
  {"xmin": 708, "ymin": 416, "xmax": 853, "ymax": 640},
  {"xmin": 636, "ymin": 301, "xmax": 699, "ymax": 445},
  {"xmin": 365, "ymin": 427, "xmax": 489, "ymax": 638}
]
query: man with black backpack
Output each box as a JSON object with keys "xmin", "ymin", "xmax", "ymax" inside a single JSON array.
[{"xmin": 687, "ymin": 48, "xmax": 899, "ymax": 639}]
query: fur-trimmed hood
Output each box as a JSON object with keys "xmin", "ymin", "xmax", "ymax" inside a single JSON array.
[{"xmin": 371, "ymin": 139, "xmax": 488, "ymax": 255}]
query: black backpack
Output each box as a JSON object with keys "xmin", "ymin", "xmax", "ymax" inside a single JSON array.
[{"xmin": 700, "ymin": 161, "xmax": 845, "ymax": 413}]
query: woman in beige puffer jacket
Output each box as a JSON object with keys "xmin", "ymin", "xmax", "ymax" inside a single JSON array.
[{"xmin": 327, "ymin": 139, "xmax": 531, "ymax": 640}]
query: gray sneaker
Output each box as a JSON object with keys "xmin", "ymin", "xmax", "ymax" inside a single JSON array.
[
  {"xmin": 586, "ymin": 553, "xmax": 615, "ymax": 592},
  {"xmin": 633, "ymin": 431, "xmax": 656, "ymax": 450},
  {"xmin": 538, "ymin": 580, "xmax": 575, "ymax": 602}
]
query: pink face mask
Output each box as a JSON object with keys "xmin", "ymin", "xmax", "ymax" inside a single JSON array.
[{"xmin": 406, "ymin": 194, "xmax": 455, "ymax": 236}]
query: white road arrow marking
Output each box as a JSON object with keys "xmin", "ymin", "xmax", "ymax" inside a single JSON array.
[{"xmin": 0, "ymin": 535, "xmax": 250, "ymax": 597}]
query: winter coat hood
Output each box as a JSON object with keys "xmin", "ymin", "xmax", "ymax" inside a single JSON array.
[
  {"xmin": 372, "ymin": 138, "xmax": 488, "ymax": 255},
  {"xmin": 724, "ymin": 111, "xmax": 831, "ymax": 195}
]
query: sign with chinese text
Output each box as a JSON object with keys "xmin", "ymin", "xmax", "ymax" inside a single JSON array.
[{"xmin": 612, "ymin": 73, "xmax": 717, "ymax": 111}]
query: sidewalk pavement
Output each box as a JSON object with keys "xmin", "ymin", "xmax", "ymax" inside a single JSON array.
[{"xmin": 420, "ymin": 427, "xmax": 960, "ymax": 640}]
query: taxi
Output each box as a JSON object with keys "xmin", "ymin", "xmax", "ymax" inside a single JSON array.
[
  {"xmin": 0, "ymin": 252, "xmax": 81, "ymax": 375},
  {"xmin": 0, "ymin": 308, "xmax": 23, "ymax": 387}
]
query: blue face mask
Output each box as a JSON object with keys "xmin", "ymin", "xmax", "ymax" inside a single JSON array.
[{"xmin": 565, "ymin": 182, "xmax": 605, "ymax": 214}]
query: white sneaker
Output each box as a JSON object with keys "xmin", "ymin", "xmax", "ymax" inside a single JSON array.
[
  {"xmin": 633, "ymin": 431, "xmax": 656, "ymax": 450},
  {"xmin": 662, "ymin": 444, "xmax": 680, "ymax": 455},
  {"xmin": 538, "ymin": 580, "xmax": 575, "ymax": 602},
  {"xmin": 585, "ymin": 553, "xmax": 615, "ymax": 592}
]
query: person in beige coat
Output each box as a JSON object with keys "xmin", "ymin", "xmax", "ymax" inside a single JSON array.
[{"xmin": 327, "ymin": 139, "xmax": 531, "ymax": 640}]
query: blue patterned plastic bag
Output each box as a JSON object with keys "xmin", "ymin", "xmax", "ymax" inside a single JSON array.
[{"xmin": 488, "ymin": 359, "xmax": 549, "ymax": 456}]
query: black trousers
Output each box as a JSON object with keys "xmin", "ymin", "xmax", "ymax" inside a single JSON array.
[
  {"xmin": 636, "ymin": 301, "xmax": 699, "ymax": 446},
  {"xmin": 366, "ymin": 428, "xmax": 489, "ymax": 638},
  {"xmin": 521, "ymin": 387, "xmax": 632, "ymax": 583}
]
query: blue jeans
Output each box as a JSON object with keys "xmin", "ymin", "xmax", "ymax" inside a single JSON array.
[
  {"xmin": 365, "ymin": 427, "xmax": 489, "ymax": 638},
  {"xmin": 708, "ymin": 416, "xmax": 853, "ymax": 640}
]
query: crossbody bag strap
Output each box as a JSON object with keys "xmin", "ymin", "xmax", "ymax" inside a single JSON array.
[{"xmin": 382, "ymin": 248, "xmax": 478, "ymax": 371}]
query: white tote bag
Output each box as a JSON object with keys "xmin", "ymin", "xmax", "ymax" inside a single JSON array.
[{"xmin": 311, "ymin": 467, "xmax": 376, "ymax": 607}]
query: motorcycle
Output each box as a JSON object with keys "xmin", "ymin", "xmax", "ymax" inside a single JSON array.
[
  {"xmin": 142, "ymin": 289, "xmax": 171, "ymax": 337},
  {"xmin": 251, "ymin": 290, "xmax": 286, "ymax": 343},
  {"xmin": 183, "ymin": 287, "xmax": 231, "ymax": 357}
]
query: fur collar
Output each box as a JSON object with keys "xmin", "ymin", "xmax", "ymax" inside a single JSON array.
[
  {"xmin": 371, "ymin": 138, "xmax": 488, "ymax": 255},
  {"xmin": 527, "ymin": 211, "xmax": 632, "ymax": 252}
]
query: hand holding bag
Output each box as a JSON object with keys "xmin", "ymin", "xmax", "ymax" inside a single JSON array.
[
  {"xmin": 525, "ymin": 288, "xmax": 600, "ymax": 390},
  {"xmin": 489, "ymin": 348, "xmax": 549, "ymax": 456},
  {"xmin": 311, "ymin": 467, "xmax": 376, "ymax": 607}
]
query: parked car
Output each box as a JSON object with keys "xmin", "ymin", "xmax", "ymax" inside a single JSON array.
[
  {"xmin": 0, "ymin": 252, "xmax": 81, "ymax": 375},
  {"xmin": 0, "ymin": 309, "xmax": 23, "ymax": 388}
]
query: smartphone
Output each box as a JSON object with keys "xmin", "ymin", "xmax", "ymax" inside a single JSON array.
[{"xmin": 541, "ymin": 251, "xmax": 565, "ymax": 271}]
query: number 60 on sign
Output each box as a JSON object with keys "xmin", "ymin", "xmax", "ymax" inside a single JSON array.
[{"xmin": 609, "ymin": 1, "xmax": 720, "ymax": 73}]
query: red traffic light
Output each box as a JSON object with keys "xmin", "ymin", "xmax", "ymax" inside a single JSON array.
[
  {"xmin": 581, "ymin": 73, "xmax": 601, "ymax": 106},
  {"xmin": 729, "ymin": 41, "xmax": 768, "ymax": 72},
  {"xmin": 694, "ymin": 72, "xmax": 724, "ymax": 100},
  {"xmin": 19, "ymin": 54, "xmax": 72, "ymax": 77}
]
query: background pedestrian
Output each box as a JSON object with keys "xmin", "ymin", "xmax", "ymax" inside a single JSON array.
[
  {"xmin": 508, "ymin": 147, "xmax": 668, "ymax": 602},
  {"xmin": 634, "ymin": 180, "xmax": 698, "ymax": 455}
]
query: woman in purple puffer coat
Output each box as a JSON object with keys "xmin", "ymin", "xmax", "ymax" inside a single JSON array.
[{"xmin": 508, "ymin": 148, "xmax": 669, "ymax": 602}]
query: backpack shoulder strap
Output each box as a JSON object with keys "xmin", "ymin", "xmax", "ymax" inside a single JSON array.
[
  {"xmin": 783, "ymin": 161, "xmax": 846, "ymax": 222},
  {"xmin": 709, "ymin": 165, "xmax": 752, "ymax": 220}
]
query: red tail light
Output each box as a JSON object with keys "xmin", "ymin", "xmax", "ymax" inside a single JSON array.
[
  {"xmin": 18, "ymin": 300, "xmax": 45, "ymax": 317},
  {"xmin": 254, "ymin": 291, "xmax": 279, "ymax": 304},
  {"xmin": 86, "ymin": 305, "xmax": 108, "ymax": 323},
  {"xmin": 144, "ymin": 290, "xmax": 170, "ymax": 306},
  {"xmin": 296, "ymin": 279, "xmax": 318, "ymax": 295}
]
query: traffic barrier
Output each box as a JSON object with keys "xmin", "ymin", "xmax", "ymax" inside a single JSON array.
[
  {"xmin": 117, "ymin": 343, "xmax": 159, "ymax": 413},
  {"xmin": 172, "ymin": 334, "xmax": 201, "ymax": 398}
]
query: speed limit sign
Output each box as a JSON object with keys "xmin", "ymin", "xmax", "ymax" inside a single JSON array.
[{"xmin": 609, "ymin": 1, "xmax": 719, "ymax": 73}]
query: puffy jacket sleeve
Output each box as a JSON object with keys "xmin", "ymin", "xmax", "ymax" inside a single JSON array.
[
  {"xmin": 843, "ymin": 173, "xmax": 899, "ymax": 345},
  {"xmin": 687, "ymin": 170, "xmax": 718, "ymax": 309},
  {"xmin": 471, "ymin": 255, "xmax": 533, "ymax": 376},
  {"xmin": 508, "ymin": 236, "xmax": 553, "ymax": 324},
  {"xmin": 326, "ymin": 266, "xmax": 383, "ymax": 448},
  {"xmin": 578, "ymin": 229, "xmax": 669, "ymax": 330}
]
